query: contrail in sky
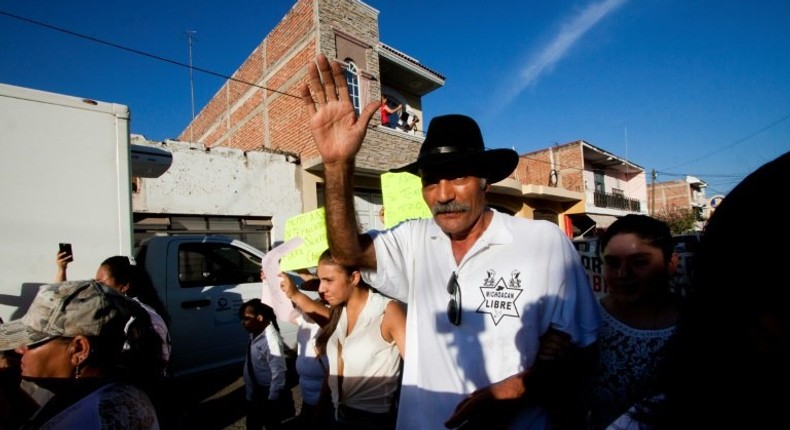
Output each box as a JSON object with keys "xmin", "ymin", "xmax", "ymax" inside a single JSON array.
[{"xmin": 499, "ymin": 0, "xmax": 628, "ymax": 108}]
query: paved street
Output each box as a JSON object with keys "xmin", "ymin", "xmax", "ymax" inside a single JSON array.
[{"xmin": 163, "ymin": 366, "xmax": 303, "ymax": 430}]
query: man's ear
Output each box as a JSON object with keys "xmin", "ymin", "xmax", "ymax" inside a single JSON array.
[{"xmin": 69, "ymin": 336, "xmax": 92, "ymax": 366}]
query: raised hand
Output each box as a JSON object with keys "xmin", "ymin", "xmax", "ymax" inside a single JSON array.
[
  {"xmin": 55, "ymin": 251, "xmax": 71, "ymax": 282},
  {"xmin": 278, "ymin": 273, "xmax": 298, "ymax": 300},
  {"xmin": 301, "ymin": 54, "xmax": 379, "ymax": 166}
]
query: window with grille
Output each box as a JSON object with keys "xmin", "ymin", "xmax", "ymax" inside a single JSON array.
[{"xmin": 344, "ymin": 61, "xmax": 360, "ymax": 115}]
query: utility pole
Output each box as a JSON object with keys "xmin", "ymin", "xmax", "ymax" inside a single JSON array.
[
  {"xmin": 186, "ymin": 31, "xmax": 197, "ymax": 143},
  {"xmin": 651, "ymin": 168, "xmax": 657, "ymax": 215}
]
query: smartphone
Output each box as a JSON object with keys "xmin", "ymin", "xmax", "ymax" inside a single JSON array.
[{"xmin": 58, "ymin": 243, "xmax": 73, "ymax": 262}]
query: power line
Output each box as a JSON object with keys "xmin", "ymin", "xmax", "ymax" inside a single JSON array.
[
  {"xmin": 0, "ymin": 10, "xmax": 301, "ymax": 100},
  {"xmin": 659, "ymin": 112, "xmax": 790, "ymax": 171},
  {"xmin": 654, "ymin": 170, "xmax": 746, "ymax": 178}
]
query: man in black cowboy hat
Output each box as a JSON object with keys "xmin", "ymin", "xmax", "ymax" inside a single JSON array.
[{"xmin": 301, "ymin": 54, "xmax": 599, "ymax": 430}]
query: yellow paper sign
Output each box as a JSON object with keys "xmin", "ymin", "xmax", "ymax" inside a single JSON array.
[
  {"xmin": 381, "ymin": 172, "xmax": 432, "ymax": 228},
  {"xmin": 280, "ymin": 208, "xmax": 328, "ymax": 271}
]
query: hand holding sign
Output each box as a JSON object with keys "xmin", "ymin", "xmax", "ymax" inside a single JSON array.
[
  {"xmin": 280, "ymin": 208, "xmax": 328, "ymax": 271},
  {"xmin": 260, "ymin": 236, "xmax": 304, "ymax": 322}
]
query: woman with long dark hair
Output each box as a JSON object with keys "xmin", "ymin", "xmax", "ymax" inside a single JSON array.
[{"xmin": 56, "ymin": 255, "xmax": 171, "ymax": 373}]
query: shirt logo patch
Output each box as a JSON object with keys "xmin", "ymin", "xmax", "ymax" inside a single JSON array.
[{"xmin": 476, "ymin": 270, "xmax": 523, "ymax": 325}]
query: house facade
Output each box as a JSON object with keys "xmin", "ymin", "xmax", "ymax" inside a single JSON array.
[
  {"xmin": 133, "ymin": 0, "xmax": 652, "ymax": 250},
  {"xmin": 647, "ymin": 176, "xmax": 709, "ymax": 230},
  {"xmin": 518, "ymin": 140, "xmax": 649, "ymax": 238},
  {"xmin": 134, "ymin": 0, "xmax": 445, "ymax": 248}
]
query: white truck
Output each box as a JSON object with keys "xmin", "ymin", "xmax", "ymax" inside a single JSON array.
[
  {"xmin": 135, "ymin": 234, "xmax": 300, "ymax": 378},
  {"xmin": 0, "ymin": 83, "xmax": 296, "ymax": 378}
]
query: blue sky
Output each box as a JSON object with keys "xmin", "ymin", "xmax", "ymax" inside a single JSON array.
[{"xmin": 1, "ymin": 0, "xmax": 788, "ymax": 196}]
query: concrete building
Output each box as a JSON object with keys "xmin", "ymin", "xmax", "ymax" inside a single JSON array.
[{"xmin": 131, "ymin": 135, "xmax": 302, "ymax": 252}]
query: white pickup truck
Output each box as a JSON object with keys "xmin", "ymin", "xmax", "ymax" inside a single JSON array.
[{"xmin": 135, "ymin": 235, "xmax": 299, "ymax": 378}]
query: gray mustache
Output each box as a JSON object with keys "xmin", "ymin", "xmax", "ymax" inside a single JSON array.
[{"xmin": 431, "ymin": 202, "xmax": 471, "ymax": 215}]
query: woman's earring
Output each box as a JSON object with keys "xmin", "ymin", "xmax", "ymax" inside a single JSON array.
[{"xmin": 74, "ymin": 362, "xmax": 82, "ymax": 379}]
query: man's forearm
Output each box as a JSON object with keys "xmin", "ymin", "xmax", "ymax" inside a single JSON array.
[{"xmin": 323, "ymin": 160, "xmax": 372, "ymax": 268}]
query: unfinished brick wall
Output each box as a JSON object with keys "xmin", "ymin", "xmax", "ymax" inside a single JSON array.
[
  {"xmin": 649, "ymin": 180, "xmax": 691, "ymax": 213},
  {"xmin": 518, "ymin": 141, "xmax": 585, "ymax": 193},
  {"xmin": 176, "ymin": 0, "xmax": 388, "ymax": 165},
  {"xmin": 177, "ymin": 0, "xmax": 318, "ymax": 156},
  {"xmin": 555, "ymin": 143, "xmax": 584, "ymax": 193}
]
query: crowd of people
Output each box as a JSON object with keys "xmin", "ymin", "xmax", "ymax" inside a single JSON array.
[
  {"xmin": 1, "ymin": 52, "xmax": 787, "ymax": 430},
  {"xmin": 296, "ymin": 53, "xmax": 789, "ymax": 430}
]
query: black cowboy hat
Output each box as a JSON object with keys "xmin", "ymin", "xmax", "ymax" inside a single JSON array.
[{"xmin": 390, "ymin": 114, "xmax": 518, "ymax": 183}]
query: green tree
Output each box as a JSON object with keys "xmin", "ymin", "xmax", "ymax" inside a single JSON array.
[{"xmin": 654, "ymin": 207, "xmax": 697, "ymax": 235}]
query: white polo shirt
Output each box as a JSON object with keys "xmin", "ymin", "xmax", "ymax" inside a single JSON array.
[{"xmin": 364, "ymin": 209, "xmax": 600, "ymax": 430}]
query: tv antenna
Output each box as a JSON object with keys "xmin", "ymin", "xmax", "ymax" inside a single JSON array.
[{"xmin": 185, "ymin": 30, "xmax": 197, "ymax": 143}]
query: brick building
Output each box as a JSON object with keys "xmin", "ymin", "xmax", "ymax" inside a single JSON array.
[
  {"xmin": 171, "ymin": 0, "xmax": 449, "ymax": 243},
  {"xmin": 138, "ymin": 0, "xmax": 649, "ymax": 245},
  {"xmin": 519, "ymin": 140, "xmax": 648, "ymax": 238},
  {"xmin": 647, "ymin": 176, "xmax": 709, "ymax": 228}
]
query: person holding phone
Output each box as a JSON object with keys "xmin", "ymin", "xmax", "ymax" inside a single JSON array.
[
  {"xmin": 55, "ymin": 243, "xmax": 73, "ymax": 282},
  {"xmin": 54, "ymin": 254, "xmax": 171, "ymax": 375}
]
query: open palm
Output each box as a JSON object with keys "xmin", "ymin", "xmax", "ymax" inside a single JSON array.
[{"xmin": 301, "ymin": 54, "xmax": 378, "ymax": 165}]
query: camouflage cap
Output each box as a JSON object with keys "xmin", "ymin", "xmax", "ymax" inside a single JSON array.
[{"xmin": 0, "ymin": 280, "xmax": 129, "ymax": 351}]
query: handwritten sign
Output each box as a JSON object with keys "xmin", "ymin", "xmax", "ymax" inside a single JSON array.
[
  {"xmin": 280, "ymin": 208, "xmax": 328, "ymax": 271},
  {"xmin": 381, "ymin": 172, "xmax": 432, "ymax": 228},
  {"xmin": 260, "ymin": 237, "xmax": 303, "ymax": 322}
]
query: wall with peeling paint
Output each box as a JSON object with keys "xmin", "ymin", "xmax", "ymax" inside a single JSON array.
[{"xmin": 131, "ymin": 136, "xmax": 303, "ymax": 244}]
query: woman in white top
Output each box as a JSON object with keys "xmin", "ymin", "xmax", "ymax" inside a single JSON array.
[{"xmin": 279, "ymin": 249, "xmax": 406, "ymax": 430}]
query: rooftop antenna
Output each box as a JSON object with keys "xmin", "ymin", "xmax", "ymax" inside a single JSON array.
[
  {"xmin": 624, "ymin": 125, "xmax": 628, "ymax": 164},
  {"xmin": 186, "ymin": 30, "xmax": 197, "ymax": 143},
  {"xmin": 624, "ymin": 125, "xmax": 631, "ymax": 198}
]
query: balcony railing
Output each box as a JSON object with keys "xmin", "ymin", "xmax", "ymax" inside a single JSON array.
[{"xmin": 593, "ymin": 191, "xmax": 642, "ymax": 211}]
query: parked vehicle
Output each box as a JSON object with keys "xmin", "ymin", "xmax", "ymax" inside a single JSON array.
[
  {"xmin": 0, "ymin": 83, "xmax": 295, "ymax": 378},
  {"xmin": 136, "ymin": 235, "xmax": 300, "ymax": 377},
  {"xmin": 0, "ymin": 82, "xmax": 140, "ymax": 322}
]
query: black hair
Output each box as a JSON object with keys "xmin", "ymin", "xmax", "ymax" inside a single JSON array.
[
  {"xmin": 99, "ymin": 256, "xmax": 171, "ymax": 326},
  {"xmin": 87, "ymin": 288, "xmax": 165, "ymax": 390},
  {"xmin": 598, "ymin": 214, "xmax": 674, "ymax": 263},
  {"xmin": 239, "ymin": 298, "xmax": 280, "ymax": 333}
]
